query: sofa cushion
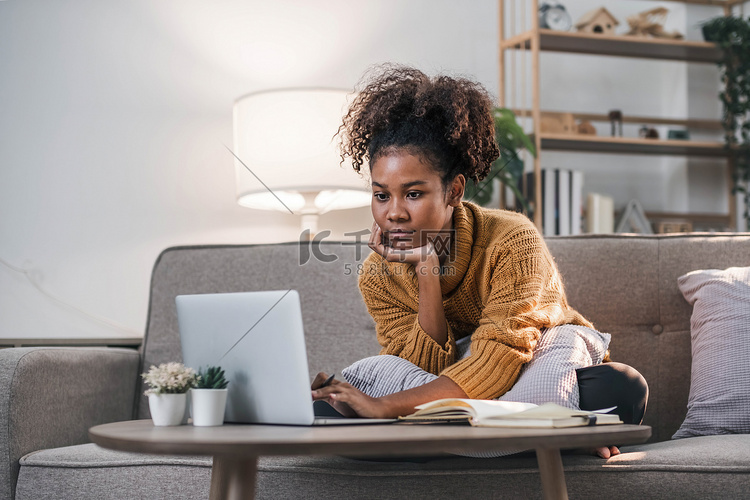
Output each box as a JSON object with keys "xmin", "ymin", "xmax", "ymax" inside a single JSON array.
[
  {"xmin": 16, "ymin": 444, "xmax": 211, "ymax": 500},
  {"xmin": 673, "ymin": 266, "xmax": 750, "ymax": 439},
  {"xmin": 17, "ymin": 436, "xmax": 750, "ymax": 500}
]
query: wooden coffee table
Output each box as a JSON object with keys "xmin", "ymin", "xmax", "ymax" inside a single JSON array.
[{"xmin": 89, "ymin": 420, "xmax": 650, "ymax": 500}]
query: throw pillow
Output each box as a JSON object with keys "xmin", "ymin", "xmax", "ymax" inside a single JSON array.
[
  {"xmin": 342, "ymin": 325, "xmax": 611, "ymax": 407},
  {"xmin": 497, "ymin": 325, "xmax": 611, "ymax": 409},
  {"xmin": 342, "ymin": 325, "xmax": 610, "ymax": 458},
  {"xmin": 673, "ymin": 266, "xmax": 750, "ymax": 439},
  {"xmin": 342, "ymin": 354, "xmax": 438, "ymax": 398},
  {"xmin": 342, "ymin": 325, "xmax": 611, "ymax": 458}
]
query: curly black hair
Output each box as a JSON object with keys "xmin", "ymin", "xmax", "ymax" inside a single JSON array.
[{"xmin": 339, "ymin": 64, "xmax": 500, "ymax": 186}]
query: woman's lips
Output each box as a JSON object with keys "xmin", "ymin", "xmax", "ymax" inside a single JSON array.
[{"xmin": 386, "ymin": 230, "xmax": 414, "ymax": 240}]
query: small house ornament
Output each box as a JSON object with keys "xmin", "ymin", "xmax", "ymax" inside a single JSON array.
[{"xmin": 575, "ymin": 7, "xmax": 619, "ymax": 35}]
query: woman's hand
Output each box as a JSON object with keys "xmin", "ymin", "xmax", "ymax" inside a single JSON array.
[
  {"xmin": 368, "ymin": 222, "xmax": 438, "ymax": 268},
  {"xmin": 311, "ymin": 372, "xmax": 392, "ymax": 419}
]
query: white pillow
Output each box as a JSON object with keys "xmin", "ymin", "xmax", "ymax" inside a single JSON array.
[
  {"xmin": 342, "ymin": 324, "xmax": 611, "ymax": 408},
  {"xmin": 497, "ymin": 325, "xmax": 610, "ymax": 409},
  {"xmin": 673, "ymin": 266, "xmax": 750, "ymax": 439},
  {"xmin": 342, "ymin": 355, "xmax": 438, "ymax": 398},
  {"xmin": 342, "ymin": 325, "xmax": 610, "ymax": 458},
  {"xmin": 342, "ymin": 325, "xmax": 611, "ymax": 458}
]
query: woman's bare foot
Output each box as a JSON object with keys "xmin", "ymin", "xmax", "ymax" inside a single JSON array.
[{"xmin": 594, "ymin": 445, "xmax": 620, "ymax": 459}]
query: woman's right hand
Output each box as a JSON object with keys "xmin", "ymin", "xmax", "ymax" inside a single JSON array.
[
  {"xmin": 369, "ymin": 222, "xmax": 438, "ymax": 268},
  {"xmin": 311, "ymin": 372, "xmax": 392, "ymax": 418}
]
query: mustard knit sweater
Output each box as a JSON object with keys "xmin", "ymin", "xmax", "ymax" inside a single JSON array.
[{"xmin": 358, "ymin": 201, "xmax": 594, "ymax": 400}]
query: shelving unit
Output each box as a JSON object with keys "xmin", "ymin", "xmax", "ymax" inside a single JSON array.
[{"xmin": 499, "ymin": 0, "xmax": 746, "ymax": 233}]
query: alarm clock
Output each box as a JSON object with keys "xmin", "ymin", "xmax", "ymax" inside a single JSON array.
[{"xmin": 539, "ymin": 1, "xmax": 572, "ymax": 31}]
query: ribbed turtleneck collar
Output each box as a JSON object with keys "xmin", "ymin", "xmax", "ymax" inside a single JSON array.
[{"xmin": 439, "ymin": 201, "xmax": 475, "ymax": 296}]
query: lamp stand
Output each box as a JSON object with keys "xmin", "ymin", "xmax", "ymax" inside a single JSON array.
[{"xmin": 300, "ymin": 192, "xmax": 320, "ymax": 241}]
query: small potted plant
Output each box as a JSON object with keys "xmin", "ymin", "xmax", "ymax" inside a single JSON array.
[
  {"xmin": 142, "ymin": 362, "xmax": 198, "ymax": 426},
  {"xmin": 190, "ymin": 366, "xmax": 230, "ymax": 426}
]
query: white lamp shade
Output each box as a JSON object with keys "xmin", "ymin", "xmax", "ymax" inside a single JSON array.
[{"xmin": 233, "ymin": 88, "xmax": 370, "ymax": 214}]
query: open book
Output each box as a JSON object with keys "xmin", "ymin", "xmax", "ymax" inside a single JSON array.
[{"xmin": 399, "ymin": 399, "xmax": 622, "ymax": 428}]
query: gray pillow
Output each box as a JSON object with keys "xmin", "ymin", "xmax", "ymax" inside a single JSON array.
[
  {"xmin": 342, "ymin": 325, "xmax": 610, "ymax": 458},
  {"xmin": 497, "ymin": 325, "xmax": 610, "ymax": 410},
  {"xmin": 672, "ymin": 266, "xmax": 750, "ymax": 439},
  {"xmin": 342, "ymin": 324, "xmax": 611, "ymax": 408},
  {"xmin": 342, "ymin": 355, "xmax": 439, "ymax": 398}
]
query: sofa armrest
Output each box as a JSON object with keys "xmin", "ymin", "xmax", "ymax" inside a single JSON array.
[{"xmin": 0, "ymin": 347, "xmax": 141, "ymax": 500}]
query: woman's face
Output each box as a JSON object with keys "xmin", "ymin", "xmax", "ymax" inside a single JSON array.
[{"xmin": 370, "ymin": 151, "xmax": 464, "ymax": 250}]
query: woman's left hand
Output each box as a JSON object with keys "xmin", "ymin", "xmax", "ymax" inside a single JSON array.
[{"xmin": 311, "ymin": 372, "xmax": 391, "ymax": 419}]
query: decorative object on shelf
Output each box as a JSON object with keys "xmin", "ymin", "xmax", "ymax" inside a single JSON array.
[
  {"xmin": 142, "ymin": 362, "xmax": 198, "ymax": 426},
  {"xmin": 667, "ymin": 129, "xmax": 690, "ymax": 140},
  {"xmin": 615, "ymin": 199, "xmax": 653, "ymax": 234},
  {"xmin": 540, "ymin": 112, "xmax": 576, "ymax": 135},
  {"xmin": 608, "ymin": 110, "xmax": 623, "ymax": 137},
  {"xmin": 654, "ymin": 220, "xmax": 692, "ymax": 234},
  {"xmin": 576, "ymin": 120, "xmax": 597, "ymax": 135},
  {"xmin": 639, "ymin": 125, "xmax": 659, "ymax": 139},
  {"xmin": 575, "ymin": 7, "xmax": 619, "ymax": 35},
  {"xmin": 464, "ymin": 108, "xmax": 535, "ymax": 211},
  {"xmin": 538, "ymin": 1, "xmax": 572, "ymax": 31},
  {"xmin": 191, "ymin": 366, "xmax": 230, "ymax": 427},
  {"xmin": 233, "ymin": 89, "xmax": 370, "ymax": 239},
  {"xmin": 700, "ymin": 15, "xmax": 750, "ymax": 223},
  {"xmin": 626, "ymin": 7, "xmax": 684, "ymax": 40}
]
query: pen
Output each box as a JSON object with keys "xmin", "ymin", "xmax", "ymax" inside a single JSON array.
[{"xmin": 320, "ymin": 373, "xmax": 335, "ymax": 388}]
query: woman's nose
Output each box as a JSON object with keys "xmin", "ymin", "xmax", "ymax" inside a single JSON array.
[{"xmin": 387, "ymin": 199, "xmax": 408, "ymax": 221}]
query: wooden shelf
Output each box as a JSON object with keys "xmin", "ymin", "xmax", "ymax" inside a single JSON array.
[
  {"xmin": 512, "ymin": 109, "xmax": 723, "ymax": 131},
  {"xmin": 645, "ymin": 211, "xmax": 732, "ymax": 225},
  {"xmin": 502, "ymin": 29, "xmax": 722, "ymax": 63},
  {"xmin": 663, "ymin": 0, "xmax": 745, "ymax": 6},
  {"xmin": 534, "ymin": 134, "xmax": 728, "ymax": 157},
  {"xmin": 498, "ymin": 0, "xmax": 740, "ymax": 232}
]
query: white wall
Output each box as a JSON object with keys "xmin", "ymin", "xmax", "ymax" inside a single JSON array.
[
  {"xmin": 0, "ymin": 0, "xmax": 732, "ymax": 341},
  {"xmin": 0, "ymin": 0, "xmax": 499, "ymax": 340}
]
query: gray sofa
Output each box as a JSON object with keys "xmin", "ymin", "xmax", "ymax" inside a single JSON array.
[{"xmin": 3, "ymin": 234, "xmax": 750, "ymax": 499}]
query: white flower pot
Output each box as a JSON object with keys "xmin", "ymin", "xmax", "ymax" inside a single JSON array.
[
  {"xmin": 190, "ymin": 389, "xmax": 229, "ymax": 426},
  {"xmin": 148, "ymin": 393, "xmax": 187, "ymax": 426}
]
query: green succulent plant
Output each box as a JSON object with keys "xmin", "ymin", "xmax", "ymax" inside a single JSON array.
[{"xmin": 196, "ymin": 366, "xmax": 229, "ymax": 389}]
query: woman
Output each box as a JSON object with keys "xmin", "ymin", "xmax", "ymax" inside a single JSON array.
[{"xmin": 311, "ymin": 65, "xmax": 646, "ymax": 458}]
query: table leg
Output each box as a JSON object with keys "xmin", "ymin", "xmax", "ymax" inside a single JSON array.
[
  {"xmin": 209, "ymin": 456, "xmax": 258, "ymax": 500},
  {"xmin": 535, "ymin": 448, "xmax": 568, "ymax": 500}
]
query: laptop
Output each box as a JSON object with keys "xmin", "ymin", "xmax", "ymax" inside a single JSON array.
[{"xmin": 176, "ymin": 290, "xmax": 396, "ymax": 426}]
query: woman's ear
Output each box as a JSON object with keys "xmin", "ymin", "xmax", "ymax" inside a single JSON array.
[{"xmin": 447, "ymin": 174, "xmax": 465, "ymax": 207}]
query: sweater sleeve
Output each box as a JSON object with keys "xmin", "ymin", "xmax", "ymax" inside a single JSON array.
[
  {"xmin": 440, "ymin": 225, "xmax": 564, "ymax": 400},
  {"xmin": 359, "ymin": 265, "xmax": 456, "ymax": 375}
]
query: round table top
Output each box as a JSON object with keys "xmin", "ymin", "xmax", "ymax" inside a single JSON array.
[{"xmin": 90, "ymin": 419, "xmax": 651, "ymax": 458}]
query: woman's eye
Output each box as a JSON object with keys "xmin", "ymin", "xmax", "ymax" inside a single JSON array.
[
  {"xmin": 373, "ymin": 193, "xmax": 388, "ymax": 201},
  {"xmin": 407, "ymin": 192, "xmax": 422, "ymax": 199}
]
